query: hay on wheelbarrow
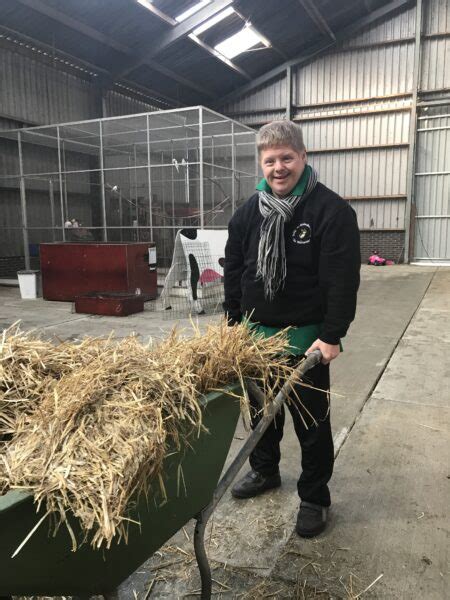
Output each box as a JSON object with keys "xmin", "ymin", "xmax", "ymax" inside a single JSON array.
[
  {"xmin": 0, "ymin": 320, "xmax": 293, "ymax": 550},
  {"xmin": 0, "ymin": 323, "xmax": 111, "ymax": 440}
]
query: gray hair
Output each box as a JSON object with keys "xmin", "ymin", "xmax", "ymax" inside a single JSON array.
[{"xmin": 257, "ymin": 120, "xmax": 306, "ymax": 154}]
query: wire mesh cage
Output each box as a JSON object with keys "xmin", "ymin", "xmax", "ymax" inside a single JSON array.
[{"xmin": 0, "ymin": 107, "xmax": 257, "ymax": 314}]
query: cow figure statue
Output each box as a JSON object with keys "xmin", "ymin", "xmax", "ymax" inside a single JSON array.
[{"xmin": 161, "ymin": 228, "xmax": 228, "ymax": 314}]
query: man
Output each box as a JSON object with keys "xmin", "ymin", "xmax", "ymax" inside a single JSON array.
[{"xmin": 223, "ymin": 120, "xmax": 360, "ymax": 538}]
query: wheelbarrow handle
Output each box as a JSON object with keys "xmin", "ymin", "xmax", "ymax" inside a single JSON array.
[
  {"xmin": 194, "ymin": 348, "xmax": 323, "ymax": 599},
  {"xmin": 205, "ymin": 347, "xmax": 323, "ymax": 509},
  {"xmin": 298, "ymin": 349, "xmax": 323, "ymax": 377},
  {"xmin": 245, "ymin": 349, "xmax": 323, "ymax": 409}
]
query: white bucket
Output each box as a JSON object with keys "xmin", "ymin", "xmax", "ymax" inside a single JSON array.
[{"xmin": 17, "ymin": 270, "xmax": 40, "ymax": 299}]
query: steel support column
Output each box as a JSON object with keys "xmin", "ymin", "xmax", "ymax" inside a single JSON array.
[
  {"xmin": 99, "ymin": 121, "xmax": 107, "ymax": 242},
  {"xmin": 199, "ymin": 107, "xmax": 204, "ymax": 229},
  {"xmin": 404, "ymin": 0, "xmax": 423, "ymax": 263},
  {"xmin": 56, "ymin": 126, "xmax": 66, "ymax": 242},
  {"xmin": 17, "ymin": 131, "xmax": 30, "ymax": 270},
  {"xmin": 231, "ymin": 122, "xmax": 236, "ymax": 214},
  {"xmin": 255, "ymin": 138, "xmax": 259, "ymax": 188},
  {"xmin": 146, "ymin": 114, "xmax": 153, "ymax": 242},
  {"xmin": 49, "ymin": 178, "xmax": 56, "ymax": 242},
  {"xmin": 286, "ymin": 66, "xmax": 292, "ymax": 120}
]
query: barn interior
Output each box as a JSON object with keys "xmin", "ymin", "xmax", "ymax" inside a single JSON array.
[{"xmin": 0, "ymin": 1, "xmax": 449, "ymax": 598}]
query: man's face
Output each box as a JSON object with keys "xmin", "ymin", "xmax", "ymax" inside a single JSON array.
[{"xmin": 260, "ymin": 145, "xmax": 307, "ymax": 197}]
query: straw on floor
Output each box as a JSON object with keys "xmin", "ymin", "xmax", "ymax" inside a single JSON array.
[{"xmin": 0, "ymin": 320, "xmax": 296, "ymax": 550}]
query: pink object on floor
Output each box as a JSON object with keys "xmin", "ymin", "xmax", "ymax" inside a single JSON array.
[{"xmin": 368, "ymin": 253, "xmax": 395, "ymax": 266}]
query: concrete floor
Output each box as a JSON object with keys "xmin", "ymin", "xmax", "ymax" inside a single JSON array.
[{"xmin": 1, "ymin": 265, "xmax": 449, "ymax": 599}]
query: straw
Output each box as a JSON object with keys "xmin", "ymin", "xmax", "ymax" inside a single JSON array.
[{"xmin": 0, "ymin": 320, "xmax": 295, "ymax": 549}]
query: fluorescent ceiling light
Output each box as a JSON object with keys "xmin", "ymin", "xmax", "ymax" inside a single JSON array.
[
  {"xmin": 215, "ymin": 25, "xmax": 269, "ymax": 59},
  {"xmin": 193, "ymin": 6, "xmax": 235, "ymax": 35},
  {"xmin": 175, "ymin": 0, "xmax": 211, "ymax": 23}
]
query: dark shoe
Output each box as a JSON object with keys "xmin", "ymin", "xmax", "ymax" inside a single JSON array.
[
  {"xmin": 296, "ymin": 501, "xmax": 328, "ymax": 538},
  {"xmin": 231, "ymin": 469, "xmax": 281, "ymax": 499}
]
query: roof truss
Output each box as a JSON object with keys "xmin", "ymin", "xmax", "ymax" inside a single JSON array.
[
  {"xmin": 216, "ymin": 0, "xmax": 413, "ymax": 106},
  {"xmin": 15, "ymin": 0, "xmax": 217, "ymax": 99},
  {"xmin": 115, "ymin": 0, "xmax": 235, "ymax": 79},
  {"xmin": 298, "ymin": 0, "xmax": 336, "ymax": 42}
]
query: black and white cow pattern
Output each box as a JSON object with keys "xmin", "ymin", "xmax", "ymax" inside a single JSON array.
[{"xmin": 161, "ymin": 228, "xmax": 228, "ymax": 314}]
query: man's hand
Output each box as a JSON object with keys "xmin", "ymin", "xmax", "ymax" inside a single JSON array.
[{"xmin": 306, "ymin": 338, "xmax": 340, "ymax": 365}]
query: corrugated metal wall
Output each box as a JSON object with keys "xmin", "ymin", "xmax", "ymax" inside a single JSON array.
[
  {"xmin": 0, "ymin": 43, "xmax": 97, "ymax": 124},
  {"xmin": 221, "ymin": 75, "xmax": 287, "ymax": 126},
  {"xmin": 292, "ymin": 2, "xmax": 415, "ymax": 233},
  {"xmin": 414, "ymin": 106, "xmax": 450, "ymax": 260},
  {"xmin": 0, "ymin": 37, "xmax": 163, "ymax": 126},
  {"xmin": 104, "ymin": 89, "xmax": 162, "ymax": 118},
  {"xmin": 412, "ymin": 0, "xmax": 450, "ymax": 261},
  {"xmin": 219, "ymin": 0, "xmax": 450, "ymax": 260},
  {"xmin": 421, "ymin": 0, "xmax": 450, "ymax": 92}
]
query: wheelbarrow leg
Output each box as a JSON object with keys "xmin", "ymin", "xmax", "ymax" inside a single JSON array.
[
  {"xmin": 192, "ymin": 351, "xmax": 323, "ymax": 600},
  {"xmin": 73, "ymin": 595, "xmax": 118, "ymax": 600},
  {"xmin": 194, "ymin": 509, "xmax": 212, "ymax": 600}
]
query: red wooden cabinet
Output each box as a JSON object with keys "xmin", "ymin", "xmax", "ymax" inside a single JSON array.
[{"xmin": 40, "ymin": 243, "xmax": 157, "ymax": 302}]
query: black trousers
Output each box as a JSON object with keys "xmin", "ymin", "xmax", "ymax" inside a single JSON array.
[{"xmin": 249, "ymin": 357, "xmax": 334, "ymax": 507}]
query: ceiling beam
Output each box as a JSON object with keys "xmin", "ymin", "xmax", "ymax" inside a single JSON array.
[
  {"xmin": 14, "ymin": 0, "xmax": 216, "ymax": 99},
  {"xmin": 15, "ymin": 0, "xmax": 132, "ymax": 54},
  {"xmin": 215, "ymin": 0, "xmax": 413, "ymax": 107},
  {"xmin": 155, "ymin": 0, "xmax": 233, "ymax": 47},
  {"xmin": 116, "ymin": 0, "xmax": 234, "ymax": 79},
  {"xmin": 121, "ymin": 0, "xmax": 253, "ymax": 83},
  {"xmin": 188, "ymin": 34, "xmax": 252, "ymax": 80},
  {"xmin": 232, "ymin": 7, "xmax": 289, "ymax": 61},
  {"xmin": 135, "ymin": 0, "xmax": 176, "ymax": 26},
  {"xmin": 298, "ymin": 0, "xmax": 336, "ymax": 42}
]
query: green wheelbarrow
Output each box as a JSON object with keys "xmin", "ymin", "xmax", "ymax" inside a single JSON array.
[{"xmin": 0, "ymin": 351, "xmax": 321, "ymax": 600}]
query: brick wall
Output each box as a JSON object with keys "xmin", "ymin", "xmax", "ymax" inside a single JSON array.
[
  {"xmin": 0, "ymin": 256, "xmax": 41, "ymax": 278},
  {"xmin": 0, "ymin": 256, "xmax": 25, "ymax": 278},
  {"xmin": 0, "ymin": 231, "xmax": 406, "ymax": 278},
  {"xmin": 360, "ymin": 230, "xmax": 405, "ymax": 264}
]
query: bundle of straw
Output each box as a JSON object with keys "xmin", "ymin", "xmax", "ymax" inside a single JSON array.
[
  {"xmin": 0, "ymin": 320, "xmax": 293, "ymax": 549},
  {"xmin": 0, "ymin": 323, "xmax": 109, "ymax": 439}
]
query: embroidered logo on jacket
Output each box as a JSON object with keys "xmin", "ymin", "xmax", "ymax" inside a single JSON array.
[{"xmin": 292, "ymin": 223, "xmax": 312, "ymax": 244}]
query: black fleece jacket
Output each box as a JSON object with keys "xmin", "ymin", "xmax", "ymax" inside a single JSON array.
[{"xmin": 223, "ymin": 182, "xmax": 361, "ymax": 345}]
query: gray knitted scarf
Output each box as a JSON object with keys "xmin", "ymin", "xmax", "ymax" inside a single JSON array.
[{"xmin": 257, "ymin": 165, "xmax": 318, "ymax": 301}]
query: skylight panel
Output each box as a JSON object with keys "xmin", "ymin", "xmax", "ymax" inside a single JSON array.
[
  {"xmin": 137, "ymin": 0, "xmax": 153, "ymax": 10},
  {"xmin": 193, "ymin": 6, "xmax": 235, "ymax": 36},
  {"xmin": 215, "ymin": 25, "xmax": 269, "ymax": 59},
  {"xmin": 175, "ymin": 0, "xmax": 211, "ymax": 23}
]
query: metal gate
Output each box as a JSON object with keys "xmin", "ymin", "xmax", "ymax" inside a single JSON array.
[{"xmin": 413, "ymin": 104, "xmax": 450, "ymax": 262}]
